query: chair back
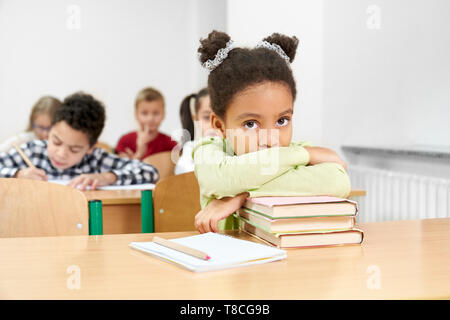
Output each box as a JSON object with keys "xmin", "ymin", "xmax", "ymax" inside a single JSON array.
[
  {"xmin": 153, "ymin": 172, "xmax": 201, "ymax": 232},
  {"xmin": 143, "ymin": 151, "xmax": 175, "ymax": 181},
  {"xmin": 0, "ymin": 179, "xmax": 89, "ymax": 237},
  {"xmin": 95, "ymin": 141, "xmax": 113, "ymax": 153}
]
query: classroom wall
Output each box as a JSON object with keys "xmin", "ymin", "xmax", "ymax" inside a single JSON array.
[
  {"xmin": 0, "ymin": 0, "xmax": 226, "ymax": 146},
  {"xmin": 322, "ymin": 0, "xmax": 450, "ymax": 156},
  {"xmin": 227, "ymin": 0, "xmax": 450, "ymax": 160},
  {"xmin": 2, "ymin": 0, "xmax": 448, "ymax": 159}
]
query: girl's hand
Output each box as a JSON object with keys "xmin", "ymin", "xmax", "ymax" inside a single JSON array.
[
  {"xmin": 304, "ymin": 146, "xmax": 347, "ymax": 170},
  {"xmin": 68, "ymin": 172, "xmax": 117, "ymax": 190},
  {"xmin": 14, "ymin": 168, "xmax": 48, "ymax": 181},
  {"xmin": 195, "ymin": 192, "xmax": 249, "ymax": 233}
]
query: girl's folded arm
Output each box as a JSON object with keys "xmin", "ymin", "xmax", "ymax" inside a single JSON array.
[
  {"xmin": 304, "ymin": 146, "xmax": 347, "ymax": 170},
  {"xmin": 250, "ymin": 162, "xmax": 352, "ymax": 199},
  {"xmin": 193, "ymin": 138, "xmax": 310, "ymax": 199}
]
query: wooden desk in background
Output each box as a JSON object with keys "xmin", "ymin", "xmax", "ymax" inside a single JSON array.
[
  {"xmin": 1, "ymin": 218, "xmax": 449, "ymax": 299},
  {"xmin": 349, "ymin": 189, "xmax": 366, "ymax": 197},
  {"xmin": 83, "ymin": 189, "xmax": 143, "ymax": 234},
  {"xmin": 82, "ymin": 188, "xmax": 367, "ymax": 235}
]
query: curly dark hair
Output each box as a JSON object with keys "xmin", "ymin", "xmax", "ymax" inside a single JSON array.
[
  {"xmin": 198, "ymin": 30, "xmax": 299, "ymax": 119},
  {"xmin": 52, "ymin": 92, "xmax": 106, "ymax": 146}
]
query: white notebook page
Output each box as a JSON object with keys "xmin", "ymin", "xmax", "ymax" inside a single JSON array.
[{"xmin": 129, "ymin": 232, "xmax": 287, "ymax": 272}]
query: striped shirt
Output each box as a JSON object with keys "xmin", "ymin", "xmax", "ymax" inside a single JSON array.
[{"xmin": 0, "ymin": 140, "xmax": 159, "ymax": 184}]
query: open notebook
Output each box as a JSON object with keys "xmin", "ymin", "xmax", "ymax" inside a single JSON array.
[
  {"xmin": 129, "ymin": 232, "xmax": 287, "ymax": 272},
  {"xmin": 48, "ymin": 179, "xmax": 155, "ymax": 190}
]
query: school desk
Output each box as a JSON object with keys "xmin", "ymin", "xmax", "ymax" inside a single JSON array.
[
  {"xmin": 349, "ymin": 189, "xmax": 366, "ymax": 197},
  {"xmin": 82, "ymin": 187, "xmax": 366, "ymax": 235},
  {"xmin": 83, "ymin": 189, "xmax": 153, "ymax": 235},
  {"xmin": 1, "ymin": 217, "xmax": 449, "ymax": 299}
]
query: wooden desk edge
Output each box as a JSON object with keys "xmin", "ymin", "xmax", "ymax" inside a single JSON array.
[
  {"xmin": 83, "ymin": 190, "xmax": 143, "ymax": 205},
  {"xmin": 92, "ymin": 198, "xmax": 141, "ymax": 205},
  {"xmin": 349, "ymin": 189, "xmax": 366, "ymax": 197}
]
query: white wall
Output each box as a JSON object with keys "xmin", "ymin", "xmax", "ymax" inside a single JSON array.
[
  {"xmin": 322, "ymin": 0, "xmax": 450, "ymax": 157},
  {"xmin": 2, "ymin": 0, "xmax": 449, "ymax": 159},
  {"xmin": 226, "ymin": 0, "xmax": 324, "ymax": 145},
  {"xmin": 227, "ymin": 0, "xmax": 450, "ymax": 161},
  {"xmin": 0, "ymin": 0, "xmax": 226, "ymax": 146}
]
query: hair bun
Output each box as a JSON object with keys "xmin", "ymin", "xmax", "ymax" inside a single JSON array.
[
  {"xmin": 262, "ymin": 33, "xmax": 299, "ymax": 63},
  {"xmin": 198, "ymin": 30, "xmax": 231, "ymax": 65}
]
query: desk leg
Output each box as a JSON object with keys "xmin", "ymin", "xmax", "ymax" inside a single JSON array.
[
  {"xmin": 89, "ymin": 200, "xmax": 104, "ymax": 235},
  {"xmin": 141, "ymin": 190, "xmax": 154, "ymax": 233}
]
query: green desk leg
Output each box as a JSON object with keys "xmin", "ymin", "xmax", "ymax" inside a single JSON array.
[
  {"xmin": 89, "ymin": 199, "xmax": 103, "ymax": 235},
  {"xmin": 141, "ymin": 190, "xmax": 154, "ymax": 233}
]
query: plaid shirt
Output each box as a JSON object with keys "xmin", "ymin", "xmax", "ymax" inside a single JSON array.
[{"xmin": 0, "ymin": 140, "xmax": 159, "ymax": 184}]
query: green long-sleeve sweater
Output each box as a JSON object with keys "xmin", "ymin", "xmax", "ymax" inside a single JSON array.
[{"xmin": 193, "ymin": 136, "xmax": 351, "ymax": 230}]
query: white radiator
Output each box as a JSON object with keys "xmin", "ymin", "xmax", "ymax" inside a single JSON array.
[{"xmin": 348, "ymin": 165, "xmax": 450, "ymax": 223}]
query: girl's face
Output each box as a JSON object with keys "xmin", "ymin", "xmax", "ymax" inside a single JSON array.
[
  {"xmin": 135, "ymin": 100, "xmax": 165, "ymax": 132},
  {"xmin": 194, "ymin": 95, "xmax": 213, "ymax": 137},
  {"xmin": 32, "ymin": 113, "xmax": 52, "ymax": 140},
  {"xmin": 211, "ymin": 81, "xmax": 293, "ymax": 155}
]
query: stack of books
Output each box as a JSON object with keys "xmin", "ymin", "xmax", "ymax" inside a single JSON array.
[{"xmin": 235, "ymin": 196, "xmax": 364, "ymax": 248}]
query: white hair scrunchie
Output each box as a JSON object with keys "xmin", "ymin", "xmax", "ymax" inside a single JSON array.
[
  {"xmin": 201, "ymin": 40, "xmax": 235, "ymax": 72},
  {"xmin": 201, "ymin": 39, "xmax": 291, "ymax": 72},
  {"xmin": 255, "ymin": 40, "xmax": 291, "ymax": 63}
]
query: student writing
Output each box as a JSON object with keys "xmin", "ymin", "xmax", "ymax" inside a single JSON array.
[
  {"xmin": 193, "ymin": 31, "xmax": 351, "ymax": 233},
  {"xmin": 0, "ymin": 92, "xmax": 158, "ymax": 189}
]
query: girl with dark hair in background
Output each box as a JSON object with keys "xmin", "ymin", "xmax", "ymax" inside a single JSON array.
[{"xmin": 175, "ymin": 88, "xmax": 214, "ymax": 174}]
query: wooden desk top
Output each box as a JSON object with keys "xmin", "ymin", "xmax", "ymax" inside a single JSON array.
[
  {"xmin": 1, "ymin": 218, "xmax": 449, "ymax": 299},
  {"xmin": 83, "ymin": 189, "xmax": 142, "ymax": 205},
  {"xmin": 348, "ymin": 189, "xmax": 366, "ymax": 197},
  {"xmin": 81, "ymin": 189, "xmax": 366, "ymax": 206}
]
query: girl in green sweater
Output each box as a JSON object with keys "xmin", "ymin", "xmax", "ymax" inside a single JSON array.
[{"xmin": 193, "ymin": 31, "xmax": 350, "ymax": 233}]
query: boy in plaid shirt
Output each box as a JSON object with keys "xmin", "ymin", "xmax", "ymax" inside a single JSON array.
[{"xmin": 0, "ymin": 92, "xmax": 159, "ymax": 189}]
